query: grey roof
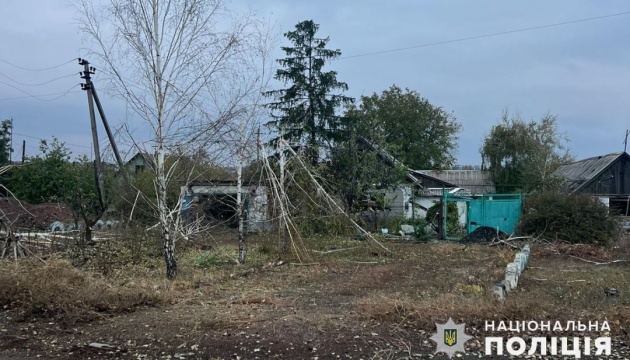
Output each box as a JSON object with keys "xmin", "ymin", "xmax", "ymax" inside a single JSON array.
[
  {"xmin": 413, "ymin": 170, "xmax": 496, "ymax": 194},
  {"xmin": 553, "ymin": 152, "xmax": 624, "ymax": 192}
]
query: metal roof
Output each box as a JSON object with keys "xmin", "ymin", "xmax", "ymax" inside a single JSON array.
[
  {"xmin": 413, "ymin": 170, "xmax": 496, "ymax": 194},
  {"xmin": 553, "ymin": 152, "xmax": 624, "ymax": 192}
]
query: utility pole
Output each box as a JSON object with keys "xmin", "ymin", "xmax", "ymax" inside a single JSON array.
[
  {"xmin": 624, "ymin": 129, "xmax": 629, "ymax": 153},
  {"xmin": 256, "ymin": 126, "xmax": 261, "ymax": 163},
  {"xmin": 9, "ymin": 118, "xmax": 13, "ymax": 163},
  {"xmin": 79, "ymin": 58, "xmax": 105, "ymax": 210},
  {"xmin": 91, "ymin": 85, "xmax": 124, "ymax": 170}
]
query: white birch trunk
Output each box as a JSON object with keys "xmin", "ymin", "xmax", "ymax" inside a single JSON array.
[
  {"xmin": 237, "ymin": 117, "xmax": 246, "ymax": 264},
  {"xmin": 278, "ymin": 136, "xmax": 288, "ymax": 254}
]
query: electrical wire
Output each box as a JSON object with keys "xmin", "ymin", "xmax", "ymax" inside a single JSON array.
[
  {"xmin": 0, "ymin": 57, "xmax": 78, "ymax": 72},
  {"xmin": 340, "ymin": 11, "xmax": 630, "ymax": 60},
  {"xmin": 0, "ymin": 82, "xmax": 81, "ymax": 102},
  {"xmin": 0, "ymin": 90, "xmax": 83, "ymax": 102},
  {"xmin": 12, "ymin": 132, "xmax": 92, "ymax": 149},
  {"xmin": 0, "ymin": 71, "xmax": 78, "ymax": 87}
]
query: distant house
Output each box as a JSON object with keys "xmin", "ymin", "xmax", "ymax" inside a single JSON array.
[
  {"xmin": 125, "ymin": 152, "xmax": 152, "ymax": 174},
  {"xmin": 553, "ymin": 152, "xmax": 630, "ymax": 215},
  {"xmin": 183, "ymin": 180, "xmax": 269, "ymax": 232},
  {"xmin": 381, "ymin": 171, "xmax": 460, "ymax": 222}
]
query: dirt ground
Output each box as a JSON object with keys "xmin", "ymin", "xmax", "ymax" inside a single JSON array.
[
  {"xmin": 0, "ymin": 198, "xmax": 73, "ymax": 230},
  {"xmin": 0, "ymin": 232, "xmax": 629, "ymax": 359}
]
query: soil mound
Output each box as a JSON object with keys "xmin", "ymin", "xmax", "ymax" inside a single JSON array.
[
  {"xmin": 460, "ymin": 226, "xmax": 507, "ymax": 243},
  {"xmin": 0, "ymin": 197, "xmax": 73, "ymax": 230}
]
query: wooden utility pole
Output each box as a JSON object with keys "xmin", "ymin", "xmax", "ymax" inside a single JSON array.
[
  {"xmin": 80, "ymin": 58, "xmax": 105, "ymax": 210},
  {"xmin": 9, "ymin": 118, "xmax": 12, "ymax": 163},
  {"xmin": 91, "ymin": 85, "xmax": 124, "ymax": 170}
]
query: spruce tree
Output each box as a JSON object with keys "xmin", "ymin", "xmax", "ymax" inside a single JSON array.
[{"xmin": 265, "ymin": 20, "xmax": 353, "ymax": 165}]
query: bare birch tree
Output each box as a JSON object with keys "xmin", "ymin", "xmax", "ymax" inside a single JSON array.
[{"xmin": 76, "ymin": 0, "xmax": 272, "ymax": 279}]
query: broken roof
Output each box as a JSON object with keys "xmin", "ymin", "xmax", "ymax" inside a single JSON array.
[
  {"xmin": 553, "ymin": 152, "xmax": 627, "ymax": 192},
  {"xmin": 414, "ymin": 169, "xmax": 495, "ymax": 194}
]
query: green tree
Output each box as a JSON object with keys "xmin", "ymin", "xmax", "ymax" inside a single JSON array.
[
  {"xmin": 7, "ymin": 138, "xmax": 111, "ymax": 240},
  {"xmin": 352, "ymin": 85, "xmax": 461, "ymax": 170},
  {"xmin": 481, "ymin": 111, "xmax": 573, "ymax": 193},
  {"xmin": 0, "ymin": 119, "xmax": 12, "ymax": 166},
  {"xmin": 264, "ymin": 20, "xmax": 354, "ymax": 165},
  {"xmin": 325, "ymin": 106, "xmax": 407, "ymax": 212},
  {"xmin": 9, "ymin": 138, "xmax": 75, "ymax": 204}
]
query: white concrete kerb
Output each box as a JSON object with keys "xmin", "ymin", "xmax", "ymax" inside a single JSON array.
[
  {"xmin": 505, "ymin": 262, "xmax": 519, "ymax": 291},
  {"xmin": 514, "ymin": 252, "xmax": 527, "ymax": 273},
  {"xmin": 493, "ymin": 281, "xmax": 507, "ymax": 301},
  {"xmin": 495, "ymin": 244, "xmax": 531, "ymax": 301}
]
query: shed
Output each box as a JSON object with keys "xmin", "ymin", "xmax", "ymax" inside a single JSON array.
[
  {"xmin": 553, "ymin": 152, "xmax": 630, "ymax": 214},
  {"xmin": 183, "ymin": 180, "xmax": 269, "ymax": 232}
]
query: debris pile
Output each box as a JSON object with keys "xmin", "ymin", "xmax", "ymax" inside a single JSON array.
[
  {"xmin": 0, "ymin": 197, "xmax": 74, "ymax": 230},
  {"xmin": 460, "ymin": 226, "xmax": 507, "ymax": 243}
]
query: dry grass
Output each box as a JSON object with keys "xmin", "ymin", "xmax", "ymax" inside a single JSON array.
[
  {"xmin": 0, "ymin": 256, "xmax": 166, "ymax": 326},
  {"xmin": 354, "ymin": 239, "xmax": 630, "ymax": 337},
  {"xmin": 1, "ymin": 230, "xmax": 628, "ymax": 342}
]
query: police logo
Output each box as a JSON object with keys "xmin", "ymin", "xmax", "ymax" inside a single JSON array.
[
  {"xmin": 444, "ymin": 329, "xmax": 457, "ymax": 346},
  {"xmin": 430, "ymin": 318, "xmax": 472, "ymax": 358}
]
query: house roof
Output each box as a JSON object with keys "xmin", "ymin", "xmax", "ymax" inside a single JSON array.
[
  {"xmin": 126, "ymin": 151, "xmax": 152, "ymax": 165},
  {"xmin": 356, "ymin": 137, "xmax": 464, "ymax": 188},
  {"xmin": 553, "ymin": 152, "xmax": 627, "ymax": 193},
  {"xmin": 413, "ymin": 169, "xmax": 496, "ymax": 194},
  {"xmin": 410, "ymin": 171, "xmax": 455, "ymax": 188}
]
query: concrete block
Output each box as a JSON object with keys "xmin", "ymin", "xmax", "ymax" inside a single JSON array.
[
  {"xmin": 515, "ymin": 252, "xmax": 527, "ymax": 273},
  {"xmin": 505, "ymin": 262, "xmax": 519, "ymax": 291},
  {"xmin": 493, "ymin": 281, "xmax": 507, "ymax": 301}
]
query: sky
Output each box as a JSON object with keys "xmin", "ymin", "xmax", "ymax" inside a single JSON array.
[{"xmin": 0, "ymin": 0, "xmax": 629, "ymax": 166}]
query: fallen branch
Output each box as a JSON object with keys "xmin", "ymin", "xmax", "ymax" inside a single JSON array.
[
  {"xmin": 290, "ymin": 262, "xmax": 320, "ymax": 266},
  {"xmin": 311, "ymin": 247, "xmax": 359, "ymax": 254},
  {"xmin": 283, "ymin": 141, "xmax": 393, "ymax": 255},
  {"xmin": 489, "ymin": 239, "xmax": 520, "ymax": 249},
  {"xmin": 344, "ymin": 260, "xmax": 378, "ymax": 264},
  {"xmin": 489, "ymin": 235, "xmax": 535, "ymax": 247},
  {"xmin": 568, "ymin": 255, "xmax": 628, "ymax": 265}
]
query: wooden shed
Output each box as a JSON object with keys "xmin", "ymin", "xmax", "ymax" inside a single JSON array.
[{"xmin": 553, "ymin": 152, "xmax": 630, "ymax": 214}]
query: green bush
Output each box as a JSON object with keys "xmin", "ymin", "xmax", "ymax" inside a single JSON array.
[
  {"xmin": 426, "ymin": 201, "xmax": 463, "ymax": 237},
  {"xmin": 409, "ymin": 217, "xmax": 431, "ymax": 242},
  {"xmin": 518, "ymin": 192, "xmax": 619, "ymax": 246}
]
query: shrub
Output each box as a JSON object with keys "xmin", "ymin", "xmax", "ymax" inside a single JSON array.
[
  {"xmin": 426, "ymin": 201, "xmax": 463, "ymax": 237},
  {"xmin": 518, "ymin": 191, "xmax": 619, "ymax": 245}
]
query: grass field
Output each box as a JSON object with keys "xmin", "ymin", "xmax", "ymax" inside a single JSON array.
[{"xmin": 0, "ymin": 230, "xmax": 628, "ymax": 359}]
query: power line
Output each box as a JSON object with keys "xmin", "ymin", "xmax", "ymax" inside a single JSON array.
[
  {"xmin": 0, "ymin": 71, "xmax": 77, "ymax": 87},
  {"xmin": 340, "ymin": 11, "xmax": 630, "ymax": 60},
  {"xmin": 0, "ymin": 82, "xmax": 81, "ymax": 102},
  {"xmin": 0, "ymin": 90, "xmax": 83, "ymax": 102},
  {"xmin": 0, "ymin": 57, "xmax": 78, "ymax": 72},
  {"xmin": 12, "ymin": 132, "xmax": 92, "ymax": 149}
]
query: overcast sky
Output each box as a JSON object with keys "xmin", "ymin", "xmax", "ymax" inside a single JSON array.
[{"xmin": 1, "ymin": 0, "xmax": 629, "ymax": 166}]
